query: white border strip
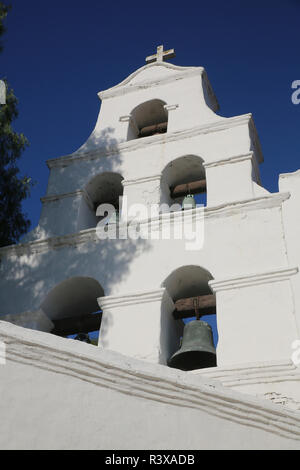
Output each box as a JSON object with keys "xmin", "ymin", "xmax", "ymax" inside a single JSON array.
[{"xmin": 209, "ymin": 267, "xmax": 299, "ymax": 292}]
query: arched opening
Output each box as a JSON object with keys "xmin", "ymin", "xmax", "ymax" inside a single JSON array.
[
  {"xmin": 161, "ymin": 265, "xmax": 217, "ymax": 370},
  {"xmin": 40, "ymin": 277, "xmax": 104, "ymax": 345},
  {"xmin": 161, "ymin": 155, "xmax": 207, "ymax": 209},
  {"xmin": 128, "ymin": 99, "xmax": 168, "ymax": 140},
  {"xmin": 78, "ymin": 172, "xmax": 124, "ymax": 230}
]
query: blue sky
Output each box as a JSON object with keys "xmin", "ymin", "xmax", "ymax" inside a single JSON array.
[{"xmin": 2, "ymin": 0, "xmax": 300, "ymax": 229}]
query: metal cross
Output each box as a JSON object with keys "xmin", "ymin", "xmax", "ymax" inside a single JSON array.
[{"xmin": 145, "ymin": 45, "xmax": 175, "ymax": 64}]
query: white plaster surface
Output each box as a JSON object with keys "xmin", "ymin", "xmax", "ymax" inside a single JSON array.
[{"xmin": 0, "ymin": 321, "xmax": 299, "ymax": 450}]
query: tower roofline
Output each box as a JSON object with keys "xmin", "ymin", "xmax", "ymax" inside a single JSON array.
[{"xmin": 98, "ymin": 61, "xmax": 219, "ymax": 111}]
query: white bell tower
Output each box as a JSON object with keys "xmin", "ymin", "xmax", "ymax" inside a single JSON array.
[{"xmin": 1, "ymin": 45, "xmax": 300, "ymax": 408}]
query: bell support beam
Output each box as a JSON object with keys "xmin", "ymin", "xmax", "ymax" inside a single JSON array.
[
  {"xmin": 51, "ymin": 312, "xmax": 102, "ymax": 337},
  {"xmin": 173, "ymin": 294, "xmax": 216, "ymax": 320},
  {"xmin": 170, "ymin": 179, "xmax": 207, "ymax": 199},
  {"xmin": 139, "ymin": 122, "xmax": 168, "ymax": 138}
]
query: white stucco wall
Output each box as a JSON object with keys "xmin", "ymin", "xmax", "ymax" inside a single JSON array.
[
  {"xmin": 0, "ymin": 322, "xmax": 299, "ymax": 450},
  {"xmin": 0, "ymin": 193, "xmax": 297, "ymax": 368},
  {"xmin": 279, "ymin": 170, "xmax": 300, "ymax": 335}
]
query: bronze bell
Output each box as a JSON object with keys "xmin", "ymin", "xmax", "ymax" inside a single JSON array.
[
  {"xmin": 181, "ymin": 194, "xmax": 196, "ymax": 211},
  {"xmin": 168, "ymin": 320, "xmax": 216, "ymax": 371}
]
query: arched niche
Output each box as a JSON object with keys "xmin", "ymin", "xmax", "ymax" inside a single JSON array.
[
  {"xmin": 40, "ymin": 277, "xmax": 104, "ymax": 344},
  {"xmin": 160, "ymin": 265, "xmax": 218, "ymax": 369},
  {"xmin": 128, "ymin": 99, "xmax": 168, "ymax": 140},
  {"xmin": 78, "ymin": 172, "xmax": 124, "ymax": 231},
  {"xmin": 161, "ymin": 155, "xmax": 207, "ymax": 208}
]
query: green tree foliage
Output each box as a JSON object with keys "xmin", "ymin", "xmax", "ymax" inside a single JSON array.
[{"xmin": 0, "ymin": 2, "xmax": 32, "ymax": 247}]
